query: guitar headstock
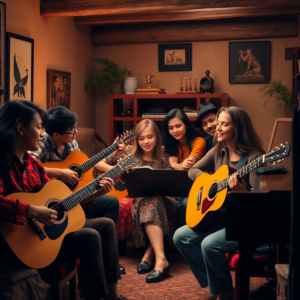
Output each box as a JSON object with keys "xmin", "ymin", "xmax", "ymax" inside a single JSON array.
[
  {"xmin": 265, "ymin": 142, "xmax": 291, "ymax": 164},
  {"xmin": 120, "ymin": 129, "xmax": 135, "ymax": 145},
  {"xmin": 118, "ymin": 155, "xmax": 138, "ymax": 172}
]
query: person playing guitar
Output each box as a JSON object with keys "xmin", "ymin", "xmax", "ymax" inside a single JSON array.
[
  {"xmin": 29, "ymin": 106, "xmax": 126, "ymax": 275},
  {"xmin": 0, "ymin": 100, "xmax": 128, "ymax": 300},
  {"xmin": 173, "ymin": 106, "xmax": 265, "ymax": 300}
]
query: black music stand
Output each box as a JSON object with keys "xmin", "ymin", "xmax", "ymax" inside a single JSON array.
[{"xmin": 122, "ymin": 168, "xmax": 190, "ymax": 198}]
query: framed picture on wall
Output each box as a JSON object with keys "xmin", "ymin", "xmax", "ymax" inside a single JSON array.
[
  {"xmin": 47, "ymin": 69, "xmax": 71, "ymax": 109},
  {"xmin": 158, "ymin": 43, "xmax": 192, "ymax": 72},
  {"xmin": 0, "ymin": 2, "xmax": 6, "ymax": 106},
  {"xmin": 6, "ymin": 32, "xmax": 34, "ymax": 101},
  {"xmin": 229, "ymin": 41, "xmax": 270, "ymax": 84}
]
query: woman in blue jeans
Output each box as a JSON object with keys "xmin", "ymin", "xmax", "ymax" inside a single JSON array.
[{"xmin": 173, "ymin": 106, "xmax": 265, "ymax": 300}]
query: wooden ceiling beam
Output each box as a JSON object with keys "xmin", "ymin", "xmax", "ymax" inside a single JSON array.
[
  {"xmin": 91, "ymin": 18, "xmax": 299, "ymax": 45},
  {"xmin": 40, "ymin": 0, "xmax": 300, "ymax": 18},
  {"xmin": 74, "ymin": 6, "xmax": 300, "ymax": 26}
]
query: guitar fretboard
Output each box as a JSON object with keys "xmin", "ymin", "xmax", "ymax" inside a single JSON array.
[
  {"xmin": 73, "ymin": 142, "xmax": 120, "ymax": 173},
  {"xmin": 61, "ymin": 164, "xmax": 123, "ymax": 211},
  {"xmin": 217, "ymin": 155, "xmax": 265, "ymax": 192}
]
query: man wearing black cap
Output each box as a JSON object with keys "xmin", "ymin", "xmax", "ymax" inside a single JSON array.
[{"xmin": 194, "ymin": 103, "xmax": 218, "ymax": 152}]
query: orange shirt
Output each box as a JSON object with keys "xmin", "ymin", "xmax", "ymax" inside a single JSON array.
[{"xmin": 177, "ymin": 137, "xmax": 207, "ymax": 163}]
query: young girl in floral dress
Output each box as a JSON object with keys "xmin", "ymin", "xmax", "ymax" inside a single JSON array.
[{"xmin": 97, "ymin": 119, "xmax": 179, "ymax": 283}]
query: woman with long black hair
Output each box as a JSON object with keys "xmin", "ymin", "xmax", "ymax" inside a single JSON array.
[{"xmin": 162, "ymin": 108, "xmax": 206, "ymax": 171}]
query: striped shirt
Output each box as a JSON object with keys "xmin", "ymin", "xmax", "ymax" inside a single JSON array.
[
  {"xmin": 29, "ymin": 132, "xmax": 80, "ymax": 163},
  {"xmin": 0, "ymin": 153, "xmax": 50, "ymax": 225}
]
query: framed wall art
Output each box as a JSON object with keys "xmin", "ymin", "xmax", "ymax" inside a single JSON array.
[
  {"xmin": 0, "ymin": 1, "xmax": 6, "ymax": 105},
  {"xmin": 158, "ymin": 43, "xmax": 192, "ymax": 72},
  {"xmin": 6, "ymin": 32, "xmax": 34, "ymax": 101},
  {"xmin": 229, "ymin": 41, "xmax": 270, "ymax": 84},
  {"xmin": 47, "ymin": 69, "xmax": 71, "ymax": 109}
]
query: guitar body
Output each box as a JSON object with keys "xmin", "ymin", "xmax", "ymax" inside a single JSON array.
[
  {"xmin": 43, "ymin": 151, "xmax": 94, "ymax": 192},
  {"xmin": 0, "ymin": 180, "xmax": 86, "ymax": 269},
  {"xmin": 98, "ymin": 172, "xmax": 128, "ymax": 200},
  {"xmin": 186, "ymin": 165, "xmax": 229, "ymax": 230}
]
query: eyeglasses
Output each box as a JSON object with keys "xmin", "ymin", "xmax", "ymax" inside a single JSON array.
[{"xmin": 63, "ymin": 123, "xmax": 77, "ymax": 135}]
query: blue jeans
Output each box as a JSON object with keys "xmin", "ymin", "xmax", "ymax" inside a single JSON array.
[
  {"xmin": 83, "ymin": 195, "xmax": 119, "ymax": 227},
  {"xmin": 178, "ymin": 197, "xmax": 188, "ymax": 226},
  {"xmin": 173, "ymin": 225, "xmax": 238, "ymax": 296}
]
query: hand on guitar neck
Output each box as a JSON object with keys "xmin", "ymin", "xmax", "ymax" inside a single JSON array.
[{"xmin": 228, "ymin": 173, "xmax": 246, "ymax": 192}]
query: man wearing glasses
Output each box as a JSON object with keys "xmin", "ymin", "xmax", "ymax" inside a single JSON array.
[{"xmin": 29, "ymin": 106, "xmax": 126, "ymax": 280}]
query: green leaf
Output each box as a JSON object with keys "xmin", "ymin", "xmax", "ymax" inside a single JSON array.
[{"xmin": 85, "ymin": 58, "xmax": 132, "ymax": 98}]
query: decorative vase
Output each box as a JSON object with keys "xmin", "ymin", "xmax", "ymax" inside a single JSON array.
[
  {"xmin": 124, "ymin": 77, "xmax": 138, "ymax": 94},
  {"xmin": 109, "ymin": 83, "xmax": 124, "ymax": 95},
  {"xmin": 284, "ymin": 103, "xmax": 294, "ymax": 118}
]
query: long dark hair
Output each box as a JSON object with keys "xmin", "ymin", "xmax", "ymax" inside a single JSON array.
[
  {"xmin": 214, "ymin": 106, "xmax": 265, "ymax": 155},
  {"xmin": 132, "ymin": 119, "xmax": 164, "ymax": 168},
  {"xmin": 162, "ymin": 108, "xmax": 200, "ymax": 156},
  {"xmin": 0, "ymin": 100, "xmax": 48, "ymax": 176}
]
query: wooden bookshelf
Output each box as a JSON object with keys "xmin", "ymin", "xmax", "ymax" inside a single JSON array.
[{"xmin": 109, "ymin": 93, "xmax": 229, "ymax": 144}]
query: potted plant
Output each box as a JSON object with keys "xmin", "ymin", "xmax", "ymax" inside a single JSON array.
[
  {"xmin": 258, "ymin": 79, "xmax": 293, "ymax": 117},
  {"xmin": 85, "ymin": 58, "xmax": 132, "ymax": 98}
]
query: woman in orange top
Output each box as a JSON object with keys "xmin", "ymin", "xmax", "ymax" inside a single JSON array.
[
  {"xmin": 163, "ymin": 108, "xmax": 207, "ymax": 226},
  {"xmin": 162, "ymin": 108, "xmax": 206, "ymax": 170}
]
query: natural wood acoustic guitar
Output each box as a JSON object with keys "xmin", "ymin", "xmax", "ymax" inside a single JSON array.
[
  {"xmin": 0, "ymin": 155, "xmax": 138, "ymax": 269},
  {"xmin": 43, "ymin": 130, "xmax": 135, "ymax": 193},
  {"xmin": 186, "ymin": 143, "xmax": 291, "ymax": 230}
]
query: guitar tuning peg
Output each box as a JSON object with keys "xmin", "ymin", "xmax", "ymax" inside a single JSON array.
[
  {"xmin": 126, "ymin": 130, "xmax": 128, "ymax": 133},
  {"xmin": 273, "ymin": 162, "xmax": 276, "ymax": 165},
  {"xmin": 280, "ymin": 143, "xmax": 283, "ymax": 146},
  {"xmin": 277, "ymin": 159, "xmax": 282, "ymax": 163}
]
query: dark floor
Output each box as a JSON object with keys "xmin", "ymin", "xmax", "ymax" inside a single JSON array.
[{"xmin": 57, "ymin": 246, "xmax": 276, "ymax": 300}]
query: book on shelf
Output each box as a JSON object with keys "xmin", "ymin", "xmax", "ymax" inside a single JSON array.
[
  {"xmin": 136, "ymin": 88, "xmax": 165, "ymax": 92},
  {"xmin": 135, "ymin": 92, "xmax": 166, "ymax": 94},
  {"xmin": 185, "ymin": 113, "xmax": 198, "ymax": 117},
  {"xmin": 142, "ymin": 113, "xmax": 167, "ymax": 118},
  {"xmin": 135, "ymin": 88, "xmax": 166, "ymax": 94}
]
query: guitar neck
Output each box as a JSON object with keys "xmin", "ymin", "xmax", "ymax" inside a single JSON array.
[
  {"xmin": 61, "ymin": 164, "xmax": 123, "ymax": 211},
  {"xmin": 76, "ymin": 142, "xmax": 120, "ymax": 173},
  {"xmin": 217, "ymin": 155, "xmax": 265, "ymax": 192}
]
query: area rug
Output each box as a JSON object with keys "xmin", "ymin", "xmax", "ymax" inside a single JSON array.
[{"xmin": 118, "ymin": 252, "xmax": 268, "ymax": 300}]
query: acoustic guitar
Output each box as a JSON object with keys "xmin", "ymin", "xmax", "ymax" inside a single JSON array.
[
  {"xmin": 0, "ymin": 155, "xmax": 137, "ymax": 269},
  {"xmin": 186, "ymin": 143, "xmax": 291, "ymax": 230},
  {"xmin": 43, "ymin": 130, "xmax": 135, "ymax": 193}
]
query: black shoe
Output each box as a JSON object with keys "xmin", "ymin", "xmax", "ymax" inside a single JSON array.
[
  {"xmin": 119, "ymin": 264, "xmax": 126, "ymax": 274},
  {"xmin": 145, "ymin": 265, "xmax": 170, "ymax": 283},
  {"xmin": 137, "ymin": 260, "xmax": 154, "ymax": 274},
  {"xmin": 119, "ymin": 296, "xmax": 128, "ymax": 300}
]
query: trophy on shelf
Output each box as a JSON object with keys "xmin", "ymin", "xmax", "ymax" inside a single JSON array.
[
  {"xmin": 143, "ymin": 72, "xmax": 156, "ymax": 89},
  {"xmin": 136, "ymin": 72, "xmax": 165, "ymax": 94}
]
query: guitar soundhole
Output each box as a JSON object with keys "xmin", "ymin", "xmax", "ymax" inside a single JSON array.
[
  {"xmin": 70, "ymin": 166, "xmax": 83, "ymax": 179},
  {"xmin": 208, "ymin": 183, "xmax": 218, "ymax": 199},
  {"xmin": 48, "ymin": 201, "xmax": 65, "ymax": 222}
]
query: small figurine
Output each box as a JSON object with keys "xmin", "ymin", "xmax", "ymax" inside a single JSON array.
[
  {"xmin": 143, "ymin": 72, "xmax": 156, "ymax": 89},
  {"xmin": 125, "ymin": 109, "xmax": 133, "ymax": 117}
]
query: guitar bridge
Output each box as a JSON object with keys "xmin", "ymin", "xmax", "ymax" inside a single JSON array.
[{"xmin": 197, "ymin": 187, "xmax": 203, "ymax": 211}]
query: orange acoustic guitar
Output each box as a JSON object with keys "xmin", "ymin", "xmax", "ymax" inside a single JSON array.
[
  {"xmin": 43, "ymin": 130, "xmax": 135, "ymax": 193},
  {"xmin": 186, "ymin": 143, "xmax": 291, "ymax": 230},
  {"xmin": 0, "ymin": 155, "xmax": 137, "ymax": 269}
]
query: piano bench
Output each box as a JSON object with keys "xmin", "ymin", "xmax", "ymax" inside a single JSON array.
[{"xmin": 226, "ymin": 253, "xmax": 276, "ymax": 300}]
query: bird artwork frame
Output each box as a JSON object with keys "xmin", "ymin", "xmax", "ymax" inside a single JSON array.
[
  {"xmin": 158, "ymin": 43, "xmax": 192, "ymax": 72},
  {"xmin": 6, "ymin": 32, "xmax": 34, "ymax": 102}
]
